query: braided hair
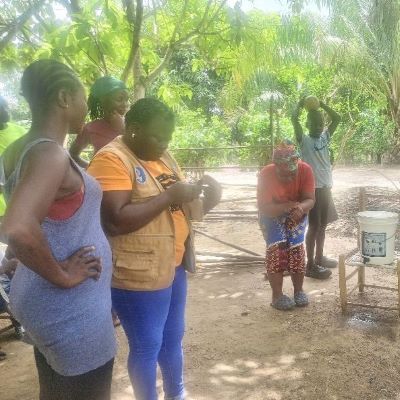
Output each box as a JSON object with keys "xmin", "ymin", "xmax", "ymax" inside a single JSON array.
[
  {"xmin": 87, "ymin": 92, "xmax": 103, "ymax": 121},
  {"xmin": 21, "ymin": 59, "xmax": 82, "ymax": 117},
  {"xmin": 125, "ymin": 98, "xmax": 174, "ymax": 132}
]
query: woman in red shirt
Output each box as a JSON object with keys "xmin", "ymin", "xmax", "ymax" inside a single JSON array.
[
  {"xmin": 257, "ymin": 142, "xmax": 315, "ymax": 311},
  {"xmin": 70, "ymin": 76, "xmax": 129, "ymax": 168},
  {"xmin": 69, "ymin": 75, "xmax": 128, "ymax": 327}
]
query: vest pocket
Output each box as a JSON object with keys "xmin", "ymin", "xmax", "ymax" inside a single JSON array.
[{"xmin": 113, "ymin": 249, "xmax": 159, "ymax": 282}]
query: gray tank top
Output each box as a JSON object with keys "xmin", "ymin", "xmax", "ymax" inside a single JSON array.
[{"xmin": 2, "ymin": 138, "xmax": 116, "ymax": 376}]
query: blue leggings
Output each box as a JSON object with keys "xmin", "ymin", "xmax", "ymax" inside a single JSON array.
[{"xmin": 112, "ymin": 266, "xmax": 187, "ymax": 400}]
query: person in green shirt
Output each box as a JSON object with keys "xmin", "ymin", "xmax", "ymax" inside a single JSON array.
[
  {"xmin": 0, "ymin": 96, "xmax": 26, "ymax": 354},
  {"xmin": 0, "ymin": 95, "xmax": 26, "ymax": 217}
]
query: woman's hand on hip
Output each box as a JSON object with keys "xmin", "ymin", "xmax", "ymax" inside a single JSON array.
[
  {"xmin": 0, "ymin": 257, "xmax": 18, "ymax": 278},
  {"xmin": 58, "ymin": 246, "xmax": 102, "ymax": 288}
]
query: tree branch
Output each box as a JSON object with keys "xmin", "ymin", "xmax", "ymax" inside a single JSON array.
[
  {"xmin": 171, "ymin": 0, "xmax": 189, "ymax": 43},
  {"xmin": 121, "ymin": 0, "xmax": 144, "ymax": 84},
  {"xmin": 91, "ymin": 23, "xmax": 109, "ymax": 74},
  {"xmin": 19, "ymin": 27, "xmax": 40, "ymax": 49},
  {"xmin": 123, "ymin": 0, "xmax": 135, "ymax": 27},
  {"xmin": 58, "ymin": 0, "xmax": 108, "ymax": 74},
  {"xmin": 142, "ymin": 0, "xmax": 189, "ymax": 86},
  {"xmin": 174, "ymin": 0, "xmax": 214, "ymax": 46},
  {"xmin": 204, "ymin": 0, "xmax": 228, "ymax": 29},
  {"xmin": 144, "ymin": 0, "xmax": 227, "ymax": 86},
  {"xmin": 145, "ymin": 46, "xmax": 175, "ymax": 85},
  {"xmin": 143, "ymin": 2, "xmax": 166, "ymax": 21},
  {"xmin": 35, "ymin": 14, "xmax": 80, "ymax": 69},
  {"xmin": 0, "ymin": 0, "xmax": 46, "ymax": 53},
  {"xmin": 57, "ymin": 0, "xmax": 82, "ymax": 14}
]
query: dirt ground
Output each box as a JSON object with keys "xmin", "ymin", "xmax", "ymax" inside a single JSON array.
[{"xmin": 3, "ymin": 166, "xmax": 400, "ymax": 400}]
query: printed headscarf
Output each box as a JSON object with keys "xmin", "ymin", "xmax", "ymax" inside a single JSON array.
[{"xmin": 272, "ymin": 141, "xmax": 299, "ymax": 179}]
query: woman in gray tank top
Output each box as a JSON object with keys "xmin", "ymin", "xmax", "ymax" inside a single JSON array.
[{"xmin": 0, "ymin": 60, "xmax": 116, "ymax": 400}]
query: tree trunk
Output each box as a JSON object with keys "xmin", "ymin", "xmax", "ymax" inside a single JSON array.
[
  {"xmin": 390, "ymin": 105, "xmax": 400, "ymax": 162},
  {"xmin": 269, "ymin": 99, "xmax": 274, "ymax": 148},
  {"xmin": 276, "ymin": 109, "xmax": 281, "ymax": 138},
  {"xmin": 121, "ymin": 0, "xmax": 144, "ymax": 95},
  {"xmin": 391, "ymin": 124, "xmax": 400, "ymax": 162},
  {"xmin": 134, "ymin": 78, "xmax": 146, "ymax": 101}
]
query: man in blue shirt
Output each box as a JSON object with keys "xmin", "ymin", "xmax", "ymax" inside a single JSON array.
[{"xmin": 292, "ymin": 97, "xmax": 341, "ymax": 279}]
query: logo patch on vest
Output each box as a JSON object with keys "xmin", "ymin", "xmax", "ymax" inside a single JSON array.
[{"xmin": 135, "ymin": 167, "xmax": 147, "ymax": 184}]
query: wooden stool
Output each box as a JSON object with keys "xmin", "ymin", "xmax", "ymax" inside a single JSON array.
[{"xmin": 338, "ymin": 251, "xmax": 400, "ymax": 315}]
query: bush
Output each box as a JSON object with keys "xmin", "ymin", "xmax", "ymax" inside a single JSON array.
[
  {"xmin": 171, "ymin": 109, "xmax": 231, "ymax": 167},
  {"xmin": 331, "ymin": 109, "xmax": 393, "ymax": 164}
]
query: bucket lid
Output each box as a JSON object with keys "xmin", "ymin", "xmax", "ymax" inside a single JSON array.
[{"xmin": 357, "ymin": 211, "xmax": 399, "ymax": 220}]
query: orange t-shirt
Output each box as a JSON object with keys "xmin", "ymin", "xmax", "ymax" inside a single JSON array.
[
  {"xmin": 257, "ymin": 160, "xmax": 315, "ymax": 206},
  {"xmin": 87, "ymin": 152, "xmax": 189, "ymax": 266}
]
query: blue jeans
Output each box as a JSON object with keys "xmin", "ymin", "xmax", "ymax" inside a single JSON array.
[{"xmin": 112, "ymin": 266, "xmax": 187, "ymax": 400}]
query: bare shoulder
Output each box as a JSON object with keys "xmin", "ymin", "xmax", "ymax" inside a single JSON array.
[
  {"xmin": 20, "ymin": 141, "xmax": 70, "ymax": 180},
  {"xmin": 25, "ymin": 140, "xmax": 68, "ymax": 163},
  {"xmin": 3, "ymin": 138, "xmax": 68, "ymax": 178}
]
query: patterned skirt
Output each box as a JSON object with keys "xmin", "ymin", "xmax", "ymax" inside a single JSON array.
[{"xmin": 259, "ymin": 213, "xmax": 307, "ymax": 274}]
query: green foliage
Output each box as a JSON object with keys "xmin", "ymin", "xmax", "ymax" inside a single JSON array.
[
  {"xmin": 332, "ymin": 109, "xmax": 394, "ymax": 164},
  {"xmin": 235, "ymin": 112, "xmax": 272, "ymax": 166},
  {"xmin": 162, "ymin": 47, "xmax": 225, "ymax": 115},
  {"xmin": 170, "ymin": 109, "xmax": 231, "ymax": 167},
  {"xmin": 1, "ymin": 0, "xmax": 399, "ymax": 166}
]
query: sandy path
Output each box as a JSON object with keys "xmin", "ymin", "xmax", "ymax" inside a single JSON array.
[{"xmin": 2, "ymin": 166, "xmax": 400, "ymax": 400}]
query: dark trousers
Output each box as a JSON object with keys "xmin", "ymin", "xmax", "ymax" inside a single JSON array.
[{"xmin": 34, "ymin": 347, "xmax": 114, "ymax": 400}]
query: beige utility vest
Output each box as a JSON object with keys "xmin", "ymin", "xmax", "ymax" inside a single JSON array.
[{"xmin": 97, "ymin": 136, "xmax": 199, "ymax": 291}]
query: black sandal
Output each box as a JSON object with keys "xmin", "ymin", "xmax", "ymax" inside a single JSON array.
[
  {"xmin": 305, "ymin": 264, "xmax": 332, "ymax": 280},
  {"xmin": 319, "ymin": 256, "xmax": 338, "ymax": 269}
]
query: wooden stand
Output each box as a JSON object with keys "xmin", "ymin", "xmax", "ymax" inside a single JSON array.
[
  {"xmin": 339, "ymin": 186, "xmax": 400, "ymax": 314},
  {"xmin": 338, "ymin": 253, "xmax": 400, "ymax": 315}
]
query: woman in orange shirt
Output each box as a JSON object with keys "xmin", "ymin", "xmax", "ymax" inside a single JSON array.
[
  {"xmin": 88, "ymin": 98, "xmax": 221, "ymax": 400},
  {"xmin": 257, "ymin": 142, "xmax": 315, "ymax": 311}
]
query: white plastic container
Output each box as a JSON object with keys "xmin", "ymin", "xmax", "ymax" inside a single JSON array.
[{"xmin": 357, "ymin": 211, "xmax": 398, "ymax": 265}]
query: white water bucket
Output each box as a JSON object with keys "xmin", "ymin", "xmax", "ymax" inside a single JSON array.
[{"xmin": 357, "ymin": 211, "xmax": 398, "ymax": 265}]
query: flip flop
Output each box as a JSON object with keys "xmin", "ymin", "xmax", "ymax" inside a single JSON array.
[
  {"xmin": 294, "ymin": 291, "xmax": 309, "ymax": 307},
  {"xmin": 271, "ymin": 295, "xmax": 295, "ymax": 311}
]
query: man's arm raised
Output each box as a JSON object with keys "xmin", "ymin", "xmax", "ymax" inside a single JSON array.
[
  {"xmin": 320, "ymin": 101, "xmax": 341, "ymax": 135},
  {"xmin": 291, "ymin": 98, "xmax": 305, "ymax": 144}
]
